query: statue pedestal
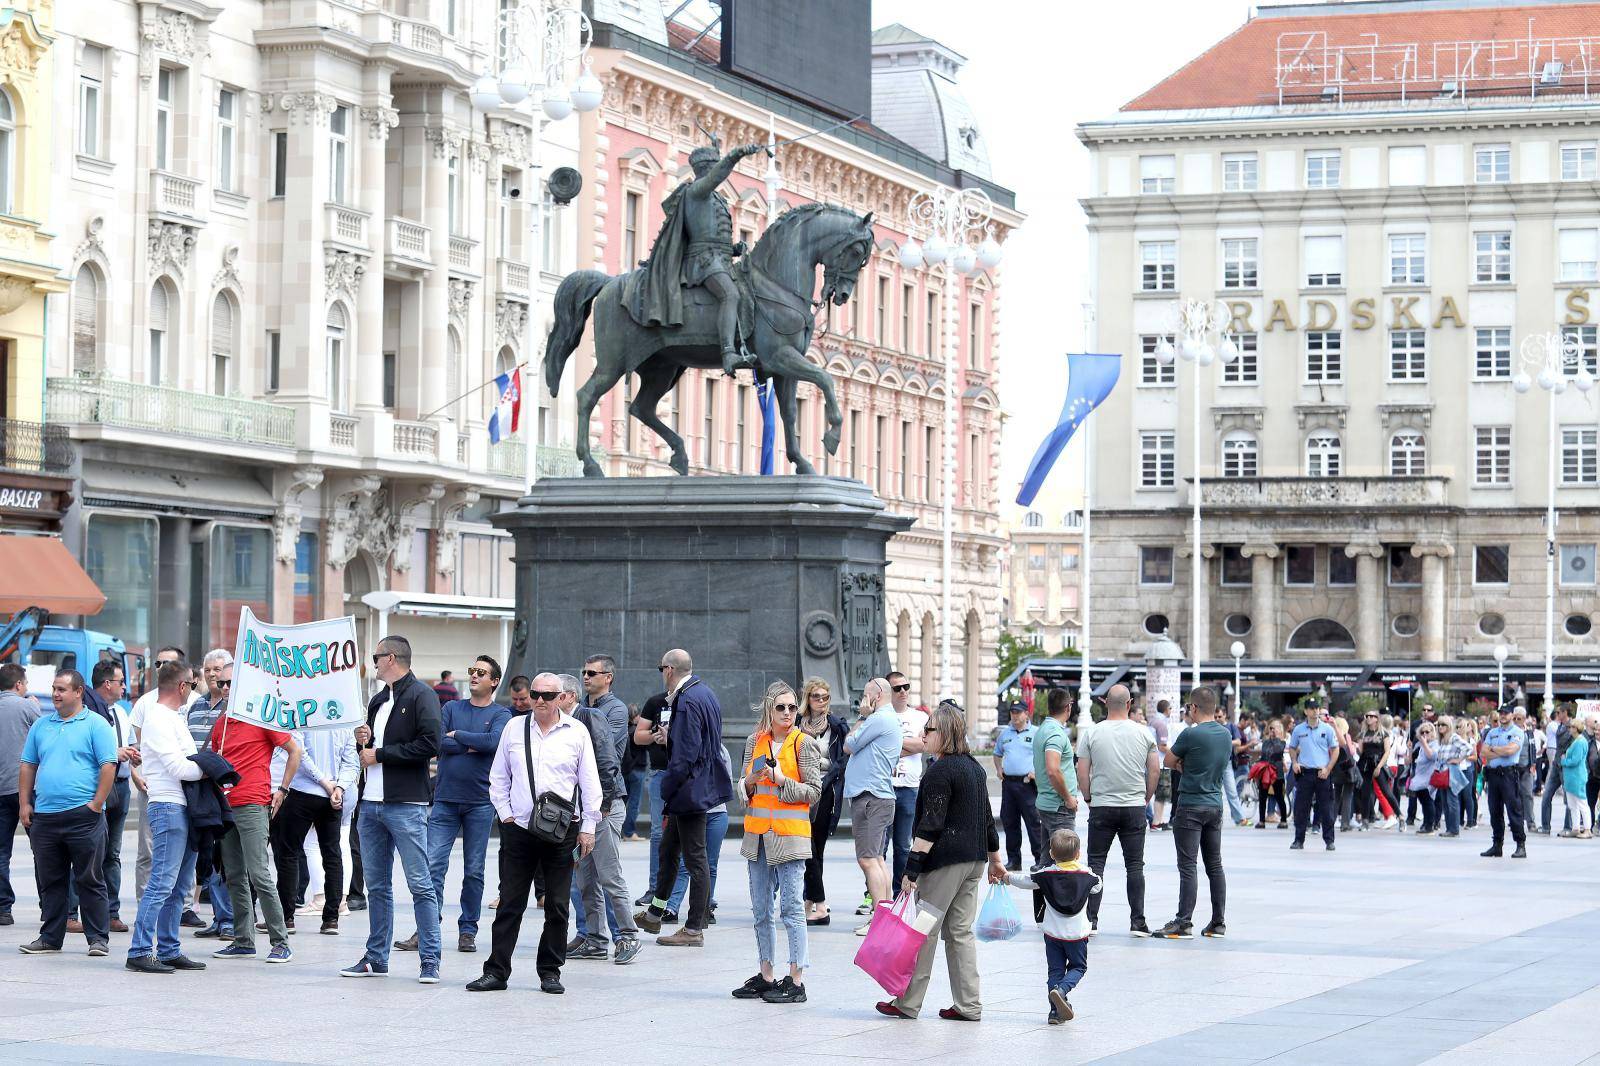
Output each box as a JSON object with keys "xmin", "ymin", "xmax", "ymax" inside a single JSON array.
[{"xmin": 492, "ymin": 476, "xmax": 913, "ymax": 736}]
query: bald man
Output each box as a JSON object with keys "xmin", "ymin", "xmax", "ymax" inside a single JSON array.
[{"xmin": 1076, "ymin": 683, "xmax": 1159, "ymax": 936}]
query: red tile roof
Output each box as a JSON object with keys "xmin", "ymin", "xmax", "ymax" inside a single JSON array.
[{"xmin": 1123, "ymin": 2, "xmax": 1600, "ymax": 111}]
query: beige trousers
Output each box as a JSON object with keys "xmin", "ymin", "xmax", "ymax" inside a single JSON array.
[{"xmin": 892, "ymin": 859, "xmax": 984, "ymax": 1019}]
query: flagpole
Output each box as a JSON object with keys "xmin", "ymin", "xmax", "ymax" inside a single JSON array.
[
  {"xmin": 419, "ymin": 362, "xmax": 528, "ymax": 422},
  {"xmin": 1079, "ymin": 301, "xmax": 1095, "ymax": 714}
]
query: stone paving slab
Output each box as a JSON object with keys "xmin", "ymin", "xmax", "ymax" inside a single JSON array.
[{"xmin": 0, "ymin": 816, "xmax": 1594, "ymax": 1065}]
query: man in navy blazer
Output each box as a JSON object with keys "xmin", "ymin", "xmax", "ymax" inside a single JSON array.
[{"xmin": 634, "ymin": 649, "xmax": 731, "ymax": 947}]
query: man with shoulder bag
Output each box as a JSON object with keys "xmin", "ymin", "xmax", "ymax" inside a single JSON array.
[{"xmin": 467, "ymin": 673, "xmax": 601, "ymax": 995}]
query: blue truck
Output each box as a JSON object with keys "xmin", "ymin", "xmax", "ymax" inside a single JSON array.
[{"xmin": 0, "ymin": 606, "xmax": 145, "ymax": 707}]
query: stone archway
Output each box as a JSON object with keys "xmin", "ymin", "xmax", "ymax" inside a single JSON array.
[
  {"xmin": 920, "ymin": 611, "xmax": 936, "ymax": 703},
  {"xmin": 895, "ymin": 609, "xmax": 912, "ymax": 677},
  {"xmin": 963, "ymin": 608, "xmax": 982, "ymax": 714}
]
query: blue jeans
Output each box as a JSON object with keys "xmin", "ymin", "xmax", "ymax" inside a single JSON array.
[
  {"xmin": 668, "ymin": 809, "xmax": 727, "ymax": 913},
  {"xmin": 647, "ymin": 770, "xmax": 666, "ymax": 887},
  {"xmin": 621, "ymin": 768, "xmax": 647, "ymax": 837},
  {"xmin": 129, "ymin": 801, "xmax": 194, "ymax": 961},
  {"xmin": 889, "ymin": 786, "xmax": 917, "ymax": 887},
  {"xmin": 1437, "ymin": 787, "xmax": 1461, "ymax": 834},
  {"xmin": 1220, "ymin": 762, "xmax": 1245, "ymax": 823},
  {"xmin": 747, "ymin": 844, "xmax": 807, "ymax": 970},
  {"xmin": 1045, "ymin": 934, "xmax": 1089, "ymax": 1002},
  {"xmin": 426, "ymin": 800, "xmax": 494, "ymax": 936},
  {"xmin": 359, "ymin": 802, "xmax": 440, "ymax": 967}
]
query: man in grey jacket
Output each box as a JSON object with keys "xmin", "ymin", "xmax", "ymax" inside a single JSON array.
[
  {"xmin": 0, "ymin": 664, "xmax": 43, "ymax": 925},
  {"xmin": 559, "ymin": 673, "xmax": 640, "ymax": 964}
]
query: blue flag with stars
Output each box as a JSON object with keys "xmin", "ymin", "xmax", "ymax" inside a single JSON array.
[
  {"xmin": 757, "ymin": 377, "xmax": 778, "ymax": 475},
  {"xmin": 1016, "ymin": 353, "xmax": 1121, "ymax": 507}
]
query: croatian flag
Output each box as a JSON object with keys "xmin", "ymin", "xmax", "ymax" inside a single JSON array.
[{"xmin": 488, "ymin": 367, "xmax": 521, "ymax": 445}]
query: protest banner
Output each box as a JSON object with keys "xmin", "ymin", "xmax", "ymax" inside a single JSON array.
[{"xmin": 227, "ymin": 606, "xmax": 364, "ymax": 733}]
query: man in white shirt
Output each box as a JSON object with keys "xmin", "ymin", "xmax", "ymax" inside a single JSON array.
[
  {"xmin": 130, "ymin": 647, "xmax": 200, "ymax": 903},
  {"xmin": 884, "ymin": 672, "xmax": 929, "ymax": 890},
  {"xmin": 467, "ymin": 672, "xmax": 600, "ymax": 996}
]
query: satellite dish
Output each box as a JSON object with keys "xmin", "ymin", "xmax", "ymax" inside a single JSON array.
[{"xmin": 547, "ymin": 167, "xmax": 582, "ymax": 205}]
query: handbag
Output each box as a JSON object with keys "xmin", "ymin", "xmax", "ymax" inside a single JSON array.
[
  {"xmin": 1429, "ymin": 766, "xmax": 1451, "ymax": 790},
  {"xmin": 853, "ymin": 890, "xmax": 938, "ymax": 997},
  {"xmin": 523, "ymin": 713, "xmax": 579, "ymax": 845}
]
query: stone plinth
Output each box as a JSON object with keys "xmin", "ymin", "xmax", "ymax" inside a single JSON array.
[{"xmin": 492, "ymin": 476, "xmax": 914, "ymax": 737}]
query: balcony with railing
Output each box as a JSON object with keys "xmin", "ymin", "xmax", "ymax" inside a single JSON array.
[
  {"xmin": 385, "ymin": 216, "xmax": 432, "ymax": 275},
  {"xmin": 150, "ymin": 170, "xmax": 205, "ymax": 224},
  {"xmin": 448, "ymin": 235, "xmax": 479, "ymax": 276},
  {"xmin": 392, "ymin": 420, "xmax": 438, "ymax": 457},
  {"xmin": 488, "ymin": 441, "xmax": 602, "ymax": 481},
  {"xmin": 0, "ymin": 419, "xmax": 75, "ymax": 474},
  {"xmin": 329, "ymin": 414, "xmax": 358, "ymax": 450},
  {"xmin": 498, "ymin": 257, "xmax": 531, "ymax": 298},
  {"xmin": 47, "ymin": 375, "xmax": 296, "ymax": 449},
  {"xmin": 389, "ymin": 14, "xmax": 442, "ymax": 54},
  {"xmin": 1199, "ymin": 476, "xmax": 1451, "ymax": 509},
  {"xmin": 325, "ymin": 204, "xmax": 371, "ymax": 252}
]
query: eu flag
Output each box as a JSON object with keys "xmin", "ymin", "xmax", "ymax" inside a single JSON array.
[{"xmin": 1015, "ymin": 353, "xmax": 1121, "ymax": 507}]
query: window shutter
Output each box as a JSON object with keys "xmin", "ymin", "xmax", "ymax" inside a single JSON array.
[
  {"xmin": 1304, "ymin": 235, "xmax": 1342, "ymax": 276},
  {"xmin": 72, "ymin": 266, "xmax": 99, "ymax": 370},
  {"xmin": 211, "ymin": 293, "xmax": 234, "ymax": 356},
  {"xmin": 149, "ymin": 281, "xmax": 169, "ymax": 332}
]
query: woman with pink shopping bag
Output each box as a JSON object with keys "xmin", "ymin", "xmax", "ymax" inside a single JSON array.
[{"xmin": 862, "ymin": 700, "xmax": 1005, "ymax": 1021}]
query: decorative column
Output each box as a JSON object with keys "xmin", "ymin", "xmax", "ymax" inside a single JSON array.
[
  {"xmin": 1346, "ymin": 540, "xmax": 1385, "ymax": 661},
  {"xmin": 1179, "ymin": 543, "xmax": 1213, "ymax": 671},
  {"xmin": 1414, "ymin": 543, "xmax": 1452, "ymax": 662},
  {"xmin": 356, "ymin": 94, "xmax": 396, "ymax": 412},
  {"xmin": 420, "ymin": 125, "xmax": 458, "ymax": 425},
  {"xmin": 1242, "ymin": 542, "xmax": 1278, "ymax": 660}
]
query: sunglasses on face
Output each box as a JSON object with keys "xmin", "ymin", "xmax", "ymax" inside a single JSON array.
[
  {"xmin": 218, "ymin": 679, "xmax": 232, "ymax": 689},
  {"xmin": 773, "ymin": 703, "xmax": 798, "ymax": 713},
  {"xmin": 372, "ymin": 652, "xmax": 394, "ymax": 665},
  {"xmin": 891, "ymin": 684, "xmax": 911, "ymax": 693},
  {"xmin": 529, "ymin": 691, "xmax": 561, "ymax": 702},
  {"xmin": 467, "ymin": 667, "xmax": 491, "ymax": 678},
  {"xmin": 656, "ymin": 665, "xmax": 669, "ymax": 673},
  {"xmin": 582, "ymin": 669, "xmax": 610, "ymax": 679}
]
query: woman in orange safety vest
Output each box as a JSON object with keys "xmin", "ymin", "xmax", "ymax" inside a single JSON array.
[{"xmin": 731, "ymin": 681, "xmax": 822, "ymax": 1005}]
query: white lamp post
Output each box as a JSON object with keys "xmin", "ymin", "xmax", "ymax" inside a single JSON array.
[
  {"xmin": 469, "ymin": 2, "xmax": 602, "ymax": 118},
  {"xmin": 1512, "ymin": 328, "xmax": 1590, "ymax": 715},
  {"xmin": 1155, "ymin": 298, "xmax": 1238, "ymax": 693},
  {"xmin": 1230, "ymin": 639, "xmax": 1246, "ymax": 723},
  {"xmin": 1493, "ymin": 643, "xmax": 1509, "ymax": 707},
  {"xmin": 899, "ymin": 186, "xmax": 1001, "ymax": 701}
]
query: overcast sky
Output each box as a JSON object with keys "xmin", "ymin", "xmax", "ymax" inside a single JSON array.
[{"xmin": 872, "ymin": 0, "xmax": 1251, "ymax": 514}]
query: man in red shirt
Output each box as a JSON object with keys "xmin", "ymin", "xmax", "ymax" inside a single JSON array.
[{"xmin": 208, "ymin": 695, "xmax": 301, "ymax": 964}]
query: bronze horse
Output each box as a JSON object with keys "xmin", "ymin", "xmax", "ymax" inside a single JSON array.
[{"xmin": 543, "ymin": 203, "xmax": 876, "ymax": 477}]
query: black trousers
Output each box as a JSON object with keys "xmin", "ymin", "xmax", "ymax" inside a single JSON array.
[
  {"xmin": 1257, "ymin": 778, "xmax": 1287, "ymax": 824},
  {"xmin": 999, "ymin": 777, "xmax": 1044, "ymax": 867},
  {"xmin": 347, "ymin": 796, "xmax": 364, "ymax": 898},
  {"xmin": 804, "ymin": 786, "xmax": 837, "ymax": 904},
  {"xmin": 484, "ymin": 821, "xmax": 575, "ymax": 981},
  {"xmin": 1085, "ymin": 805, "xmax": 1146, "ymax": 926},
  {"xmin": 271, "ymin": 790, "xmax": 344, "ymax": 924},
  {"xmin": 1292, "ymin": 769, "xmax": 1336, "ymax": 846},
  {"xmin": 31, "ymin": 805, "xmax": 108, "ymax": 946},
  {"xmin": 1172, "ymin": 804, "xmax": 1224, "ymax": 926},
  {"xmin": 650, "ymin": 810, "xmax": 709, "ymax": 930},
  {"xmin": 1485, "ymin": 768, "xmax": 1526, "ymax": 849}
]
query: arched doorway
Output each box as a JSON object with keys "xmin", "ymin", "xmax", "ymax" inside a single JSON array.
[
  {"xmin": 920, "ymin": 611, "xmax": 936, "ymax": 703},
  {"xmin": 895, "ymin": 609, "xmax": 911, "ymax": 677},
  {"xmin": 963, "ymin": 608, "xmax": 982, "ymax": 714},
  {"xmin": 342, "ymin": 551, "xmax": 383, "ymax": 690}
]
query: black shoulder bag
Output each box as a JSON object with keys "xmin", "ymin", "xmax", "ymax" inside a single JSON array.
[{"xmin": 523, "ymin": 714, "xmax": 580, "ymax": 845}]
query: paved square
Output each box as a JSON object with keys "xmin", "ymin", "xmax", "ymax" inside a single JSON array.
[{"xmin": 0, "ymin": 817, "xmax": 1597, "ymax": 1065}]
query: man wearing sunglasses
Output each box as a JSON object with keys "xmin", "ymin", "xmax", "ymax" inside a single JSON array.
[
  {"xmin": 567, "ymin": 662, "xmax": 641, "ymax": 964},
  {"xmin": 394, "ymin": 655, "xmax": 509, "ymax": 957},
  {"xmin": 339, "ymin": 636, "xmax": 442, "ymax": 982}
]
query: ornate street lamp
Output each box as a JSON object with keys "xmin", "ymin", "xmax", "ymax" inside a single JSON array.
[
  {"xmin": 1154, "ymin": 298, "xmax": 1238, "ymax": 692},
  {"xmin": 1493, "ymin": 643, "xmax": 1509, "ymax": 707},
  {"xmin": 470, "ymin": 2, "xmax": 602, "ymax": 118},
  {"xmin": 1230, "ymin": 639, "xmax": 1246, "ymax": 722},
  {"xmin": 1512, "ymin": 329, "xmax": 1593, "ymax": 715},
  {"xmin": 897, "ymin": 186, "xmax": 1002, "ymax": 701}
]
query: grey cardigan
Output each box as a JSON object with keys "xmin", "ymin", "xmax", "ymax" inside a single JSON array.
[{"xmin": 738, "ymin": 730, "xmax": 823, "ymax": 865}]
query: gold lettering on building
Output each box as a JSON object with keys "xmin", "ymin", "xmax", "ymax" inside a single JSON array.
[
  {"xmin": 1305, "ymin": 299, "xmax": 1338, "ymax": 331},
  {"xmin": 1265, "ymin": 299, "xmax": 1296, "ymax": 332},
  {"xmin": 1350, "ymin": 297, "xmax": 1376, "ymax": 330},
  {"xmin": 1431, "ymin": 296, "xmax": 1465, "ymax": 329},
  {"xmin": 1390, "ymin": 296, "xmax": 1421, "ymax": 330},
  {"xmin": 1567, "ymin": 288, "xmax": 1591, "ymax": 326},
  {"xmin": 1226, "ymin": 301, "xmax": 1253, "ymax": 333}
]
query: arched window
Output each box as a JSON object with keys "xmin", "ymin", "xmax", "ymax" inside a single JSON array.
[
  {"xmin": 148, "ymin": 278, "xmax": 174, "ymax": 385},
  {"xmin": 1022, "ymin": 510, "xmax": 1042, "ymax": 528},
  {"xmin": 0, "ymin": 89, "xmax": 15, "ymax": 215},
  {"xmin": 1222, "ymin": 431, "xmax": 1258, "ymax": 478},
  {"xmin": 487, "ymin": 346, "xmax": 515, "ymax": 421},
  {"xmin": 1389, "ymin": 430, "xmax": 1426, "ymax": 476},
  {"xmin": 72, "ymin": 264, "xmax": 102, "ymax": 373},
  {"xmin": 1305, "ymin": 432, "xmax": 1341, "ymax": 478},
  {"xmin": 1286, "ymin": 617, "xmax": 1356, "ymax": 652},
  {"xmin": 210, "ymin": 291, "xmax": 236, "ymax": 396},
  {"xmin": 326, "ymin": 302, "xmax": 348, "ymax": 412}
]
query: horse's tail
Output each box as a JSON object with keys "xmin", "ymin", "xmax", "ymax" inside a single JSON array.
[{"xmin": 544, "ymin": 269, "xmax": 610, "ymax": 397}]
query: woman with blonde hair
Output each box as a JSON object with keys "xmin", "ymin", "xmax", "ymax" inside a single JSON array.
[
  {"xmin": 876, "ymin": 700, "xmax": 1005, "ymax": 1022},
  {"xmin": 797, "ymin": 677, "xmax": 847, "ymax": 925},
  {"xmin": 732, "ymin": 681, "xmax": 822, "ymax": 1004},
  {"xmin": 1432, "ymin": 716, "xmax": 1470, "ymax": 837}
]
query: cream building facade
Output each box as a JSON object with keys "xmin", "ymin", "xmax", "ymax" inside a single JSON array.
[
  {"xmin": 1004, "ymin": 497, "xmax": 1084, "ymax": 654},
  {"xmin": 47, "ymin": 0, "xmax": 584, "ymax": 674},
  {"xmin": 1080, "ymin": 0, "xmax": 1600, "ymax": 692}
]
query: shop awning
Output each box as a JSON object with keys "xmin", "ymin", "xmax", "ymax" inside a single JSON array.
[{"xmin": 0, "ymin": 535, "xmax": 105, "ymax": 615}]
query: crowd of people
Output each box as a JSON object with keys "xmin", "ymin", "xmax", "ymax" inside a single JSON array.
[{"xmin": 0, "ymin": 649, "xmax": 1592, "ymax": 1027}]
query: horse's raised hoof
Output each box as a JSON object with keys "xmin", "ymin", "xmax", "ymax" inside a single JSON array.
[
  {"xmin": 670, "ymin": 452, "xmax": 689, "ymax": 476},
  {"xmin": 582, "ymin": 459, "xmax": 605, "ymax": 478},
  {"xmin": 823, "ymin": 427, "xmax": 841, "ymax": 455}
]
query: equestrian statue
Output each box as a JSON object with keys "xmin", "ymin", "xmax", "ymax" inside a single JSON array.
[{"xmin": 543, "ymin": 133, "xmax": 876, "ymax": 478}]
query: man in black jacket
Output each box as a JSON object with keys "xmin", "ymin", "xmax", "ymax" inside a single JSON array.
[{"xmin": 339, "ymin": 636, "xmax": 442, "ymax": 983}]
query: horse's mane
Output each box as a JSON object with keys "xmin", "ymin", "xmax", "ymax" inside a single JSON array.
[{"xmin": 749, "ymin": 203, "xmax": 861, "ymax": 273}]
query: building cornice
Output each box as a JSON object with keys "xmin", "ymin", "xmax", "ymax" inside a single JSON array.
[{"xmin": 1081, "ymin": 180, "xmax": 1598, "ymax": 224}]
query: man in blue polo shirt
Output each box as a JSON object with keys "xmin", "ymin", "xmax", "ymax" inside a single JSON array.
[
  {"xmin": 993, "ymin": 703, "xmax": 1043, "ymax": 870},
  {"xmin": 1286, "ymin": 700, "xmax": 1339, "ymax": 852},
  {"xmin": 1480, "ymin": 707, "xmax": 1528, "ymax": 859},
  {"xmin": 18, "ymin": 670, "xmax": 120, "ymax": 956}
]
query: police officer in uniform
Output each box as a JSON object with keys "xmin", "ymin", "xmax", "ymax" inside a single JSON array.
[
  {"xmin": 1481, "ymin": 707, "xmax": 1529, "ymax": 859},
  {"xmin": 1286, "ymin": 701, "xmax": 1340, "ymax": 851},
  {"xmin": 992, "ymin": 703, "xmax": 1043, "ymax": 871}
]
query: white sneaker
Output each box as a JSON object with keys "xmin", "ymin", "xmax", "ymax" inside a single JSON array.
[{"xmin": 855, "ymin": 922, "xmax": 872, "ymax": 937}]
